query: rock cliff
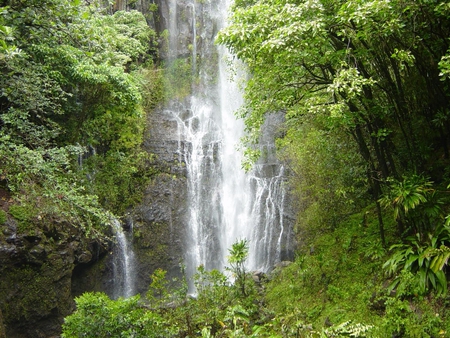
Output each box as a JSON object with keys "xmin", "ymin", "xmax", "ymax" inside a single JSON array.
[{"xmin": 0, "ymin": 187, "xmax": 109, "ymax": 337}]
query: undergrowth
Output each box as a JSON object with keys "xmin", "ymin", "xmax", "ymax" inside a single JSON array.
[{"xmin": 264, "ymin": 205, "xmax": 450, "ymax": 337}]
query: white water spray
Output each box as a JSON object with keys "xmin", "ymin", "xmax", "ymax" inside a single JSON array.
[
  {"xmin": 111, "ymin": 219, "xmax": 136, "ymax": 298},
  {"xmin": 163, "ymin": 0, "xmax": 291, "ymax": 282}
]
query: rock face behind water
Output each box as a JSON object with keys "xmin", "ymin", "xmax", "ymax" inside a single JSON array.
[
  {"xmin": 130, "ymin": 97, "xmax": 193, "ymax": 292},
  {"xmin": 126, "ymin": 0, "xmax": 220, "ymax": 289}
]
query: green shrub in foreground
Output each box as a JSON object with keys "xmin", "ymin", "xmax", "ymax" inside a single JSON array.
[{"xmin": 61, "ymin": 292, "xmax": 173, "ymax": 338}]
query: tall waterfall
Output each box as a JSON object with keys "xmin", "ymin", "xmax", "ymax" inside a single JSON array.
[{"xmin": 160, "ymin": 0, "xmax": 292, "ymax": 281}]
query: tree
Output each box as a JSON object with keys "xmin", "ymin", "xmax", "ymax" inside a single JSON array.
[
  {"xmin": 0, "ymin": 0, "xmax": 157, "ymax": 231},
  {"xmin": 227, "ymin": 239, "xmax": 250, "ymax": 297},
  {"xmin": 217, "ymin": 0, "xmax": 450, "ymax": 245},
  {"xmin": 61, "ymin": 292, "xmax": 171, "ymax": 338}
]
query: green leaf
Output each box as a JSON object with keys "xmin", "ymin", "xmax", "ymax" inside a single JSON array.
[
  {"xmin": 430, "ymin": 251, "xmax": 450, "ymax": 273},
  {"xmin": 404, "ymin": 254, "xmax": 418, "ymax": 270},
  {"xmin": 435, "ymin": 270, "xmax": 448, "ymax": 295},
  {"xmin": 428, "ymin": 271, "xmax": 436, "ymax": 289}
]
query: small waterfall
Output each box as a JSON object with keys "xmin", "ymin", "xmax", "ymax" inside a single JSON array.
[
  {"xmin": 111, "ymin": 219, "xmax": 136, "ymax": 298},
  {"xmin": 161, "ymin": 0, "xmax": 292, "ymax": 284},
  {"xmin": 247, "ymin": 165, "xmax": 288, "ymax": 272}
]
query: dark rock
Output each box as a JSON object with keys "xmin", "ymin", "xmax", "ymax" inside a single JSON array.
[
  {"xmin": 252, "ymin": 271, "xmax": 268, "ymax": 284},
  {"xmin": 0, "ymin": 309, "xmax": 5, "ymax": 338},
  {"xmin": 76, "ymin": 251, "xmax": 93, "ymax": 264},
  {"xmin": 23, "ymin": 235, "xmax": 41, "ymax": 243},
  {"xmin": 28, "ymin": 244, "xmax": 46, "ymax": 265},
  {"xmin": 0, "ymin": 217, "xmax": 109, "ymax": 338}
]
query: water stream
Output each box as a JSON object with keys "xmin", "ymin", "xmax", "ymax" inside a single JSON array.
[
  {"xmin": 111, "ymin": 219, "xmax": 136, "ymax": 298},
  {"xmin": 163, "ymin": 0, "xmax": 292, "ymax": 281}
]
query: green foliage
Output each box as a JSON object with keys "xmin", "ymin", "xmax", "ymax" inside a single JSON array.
[
  {"xmin": 146, "ymin": 268, "xmax": 170, "ymax": 306},
  {"xmin": 317, "ymin": 321, "xmax": 374, "ymax": 338},
  {"xmin": 194, "ymin": 266, "xmax": 229, "ymax": 304},
  {"xmin": 383, "ymin": 229, "xmax": 450, "ymax": 296},
  {"xmin": 217, "ymin": 0, "xmax": 450, "ymax": 249},
  {"xmin": 139, "ymin": 67, "xmax": 166, "ymax": 111},
  {"xmin": 265, "ymin": 208, "xmax": 384, "ymax": 331},
  {"xmin": 62, "ymin": 232, "xmax": 450, "ymax": 337},
  {"xmin": 62, "ymin": 241, "xmax": 263, "ymax": 338},
  {"xmin": 380, "ymin": 174, "xmax": 450, "ymax": 296},
  {"xmin": 163, "ymin": 58, "xmax": 194, "ymax": 100},
  {"xmin": 227, "ymin": 239, "xmax": 251, "ymax": 298},
  {"xmin": 264, "ymin": 207, "xmax": 450, "ymax": 337},
  {"xmin": 278, "ymin": 122, "xmax": 368, "ymax": 239},
  {"xmin": 8, "ymin": 204, "xmax": 35, "ymax": 231},
  {"xmin": 61, "ymin": 292, "xmax": 171, "ymax": 338},
  {"xmin": 379, "ymin": 175, "xmax": 446, "ymax": 235},
  {"xmin": 0, "ymin": 141, "xmax": 114, "ymax": 235},
  {"xmin": 149, "ymin": 3, "xmax": 158, "ymax": 12},
  {"xmin": 0, "ymin": 209, "xmax": 6, "ymax": 224},
  {"xmin": 81, "ymin": 149, "xmax": 154, "ymax": 214},
  {"xmin": 380, "ymin": 297, "xmax": 444, "ymax": 338},
  {"xmin": 217, "ymin": 6, "xmax": 450, "ymax": 329},
  {"xmin": 0, "ymin": 0, "xmax": 158, "ymax": 234},
  {"xmin": 191, "ymin": 267, "xmax": 238, "ymax": 336}
]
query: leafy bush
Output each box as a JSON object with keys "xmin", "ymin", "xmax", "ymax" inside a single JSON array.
[
  {"xmin": 379, "ymin": 175, "xmax": 447, "ymax": 237},
  {"xmin": 380, "ymin": 297, "xmax": 444, "ymax": 338},
  {"xmin": 62, "ymin": 292, "xmax": 173, "ymax": 338},
  {"xmin": 0, "ymin": 1, "xmax": 157, "ymax": 235},
  {"xmin": 383, "ymin": 228, "xmax": 450, "ymax": 296},
  {"xmin": 62, "ymin": 241, "xmax": 263, "ymax": 337}
]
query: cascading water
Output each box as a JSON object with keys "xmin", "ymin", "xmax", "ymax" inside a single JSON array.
[
  {"xmin": 162, "ymin": 0, "xmax": 292, "ymax": 283},
  {"xmin": 77, "ymin": 145, "xmax": 136, "ymax": 298},
  {"xmin": 111, "ymin": 219, "xmax": 136, "ymax": 298}
]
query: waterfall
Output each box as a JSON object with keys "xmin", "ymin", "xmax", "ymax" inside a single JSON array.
[
  {"xmin": 111, "ymin": 219, "xmax": 136, "ymax": 298},
  {"xmin": 76, "ymin": 144, "xmax": 137, "ymax": 298},
  {"xmin": 161, "ymin": 0, "xmax": 292, "ymax": 283}
]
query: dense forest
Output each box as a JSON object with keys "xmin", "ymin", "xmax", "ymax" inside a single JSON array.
[
  {"xmin": 0, "ymin": 0, "xmax": 161, "ymax": 335},
  {"xmin": 1, "ymin": 0, "xmax": 450, "ymax": 337}
]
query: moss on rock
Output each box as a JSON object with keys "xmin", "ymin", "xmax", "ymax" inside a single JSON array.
[{"xmin": 0, "ymin": 213, "xmax": 109, "ymax": 337}]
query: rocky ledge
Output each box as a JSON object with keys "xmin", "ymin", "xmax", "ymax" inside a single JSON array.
[{"xmin": 0, "ymin": 190, "xmax": 109, "ymax": 338}]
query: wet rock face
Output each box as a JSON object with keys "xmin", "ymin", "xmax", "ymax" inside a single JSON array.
[
  {"xmin": 0, "ymin": 215, "xmax": 108, "ymax": 338},
  {"xmin": 154, "ymin": 0, "xmax": 219, "ymax": 64},
  {"xmin": 130, "ymin": 101, "xmax": 190, "ymax": 291}
]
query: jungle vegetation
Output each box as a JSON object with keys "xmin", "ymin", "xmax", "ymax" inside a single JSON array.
[
  {"xmin": 2, "ymin": 0, "xmax": 450, "ymax": 337},
  {"xmin": 0, "ymin": 0, "xmax": 158, "ymax": 235}
]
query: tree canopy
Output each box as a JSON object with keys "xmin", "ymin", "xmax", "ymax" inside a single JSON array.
[
  {"xmin": 217, "ymin": 0, "xmax": 450, "ymax": 300},
  {"xmin": 218, "ymin": 0, "xmax": 450, "ymax": 239},
  {"xmin": 0, "ymin": 0, "xmax": 157, "ymax": 233}
]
